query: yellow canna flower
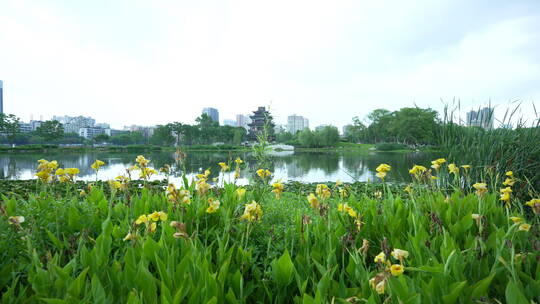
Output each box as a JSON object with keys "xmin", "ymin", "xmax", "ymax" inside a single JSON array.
[
  {"xmin": 339, "ymin": 188, "xmax": 348, "ymax": 198},
  {"xmin": 391, "ymin": 248, "xmax": 409, "ymax": 260},
  {"xmin": 375, "ymin": 281, "xmax": 385, "ymax": 294},
  {"xmin": 235, "ymin": 157, "xmax": 243, "ymax": 164},
  {"xmin": 506, "ymin": 171, "xmax": 513, "ymax": 177},
  {"xmin": 409, "ymin": 165, "xmax": 427, "ymax": 179},
  {"xmin": 518, "ymin": 223, "xmax": 531, "ymax": 232},
  {"xmin": 500, "ymin": 187, "xmax": 512, "ymax": 203},
  {"xmin": 135, "ymin": 214, "xmax": 148, "ymax": 225},
  {"xmin": 390, "ymin": 264, "xmax": 405, "ymax": 276},
  {"xmin": 448, "ymin": 163, "xmax": 459, "ymax": 175},
  {"xmin": 376, "ymin": 171, "xmax": 387, "ymax": 180},
  {"xmin": 374, "ymin": 252, "xmax": 386, "ymax": 263},
  {"xmin": 461, "ymin": 165, "xmax": 471, "ymax": 171},
  {"xmin": 240, "ymin": 201, "xmax": 263, "ymax": 222},
  {"xmin": 123, "ymin": 232, "xmax": 136, "ymax": 241},
  {"xmin": 218, "ymin": 162, "xmax": 230, "ymax": 172},
  {"xmin": 503, "ymin": 178, "xmax": 515, "ymax": 186},
  {"xmin": 135, "ymin": 155, "xmax": 150, "ymax": 167},
  {"xmin": 525, "ymin": 198, "xmax": 540, "ymax": 214},
  {"xmin": 91, "ymin": 160, "xmax": 106, "ymax": 171},
  {"xmin": 335, "ymin": 180, "xmax": 343, "ymax": 186},
  {"xmin": 307, "ymin": 193, "xmax": 319, "ymax": 209},
  {"xmin": 472, "ymin": 183, "xmax": 488, "ymax": 196},
  {"xmin": 147, "ymin": 222, "xmax": 157, "ymax": 233},
  {"xmin": 376, "ymin": 164, "xmax": 391, "ymax": 173},
  {"xmin": 206, "ymin": 199, "xmax": 221, "ymax": 213},
  {"xmin": 272, "ymin": 182, "xmax": 284, "ymax": 199},
  {"xmin": 404, "ymin": 185, "xmax": 413, "ymax": 194},
  {"xmin": 236, "ymin": 188, "xmax": 246, "ymax": 199},
  {"xmin": 55, "ymin": 168, "xmax": 65, "ymax": 176}
]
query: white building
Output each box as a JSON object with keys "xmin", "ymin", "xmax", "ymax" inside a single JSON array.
[
  {"xmin": 235, "ymin": 114, "xmax": 252, "ymax": 131},
  {"xmin": 79, "ymin": 127, "xmax": 105, "ymax": 139},
  {"xmin": 287, "ymin": 115, "xmax": 309, "ymax": 134},
  {"xmin": 53, "ymin": 115, "xmax": 96, "ymax": 134}
]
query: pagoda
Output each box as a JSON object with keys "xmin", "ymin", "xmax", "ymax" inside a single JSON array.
[{"xmin": 247, "ymin": 107, "xmax": 275, "ymax": 141}]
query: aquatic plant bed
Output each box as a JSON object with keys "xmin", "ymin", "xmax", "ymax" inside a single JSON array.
[{"xmin": 1, "ymin": 163, "xmax": 540, "ymax": 302}]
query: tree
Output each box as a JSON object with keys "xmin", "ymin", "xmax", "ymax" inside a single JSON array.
[
  {"xmin": 345, "ymin": 117, "xmax": 367, "ymax": 143},
  {"xmin": 317, "ymin": 126, "xmax": 340, "ymax": 147},
  {"xmin": 298, "ymin": 129, "xmax": 317, "ymax": 147},
  {"xmin": 36, "ymin": 120, "xmax": 64, "ymax": 142},
  {"xmin": 276, "ymin": 132, "xmax": 294, "ymax": 143},
  {"xmin": 94, "ymin": 134, "xmax": 110, "ymax": 143},
  {"xmin": 390, "ymin": 107, "xmax": 438, "ymax": 144},
  {"xmin": 150, "ymin": 125, "xmax": 175, "ymax": 146},
  {"xmin": 233, "ymin": 128, "xmax": 246, "ymax": 145},
  {"xmin": 0, "ymin": 113, "xmax": 21, "ymax": 144}
]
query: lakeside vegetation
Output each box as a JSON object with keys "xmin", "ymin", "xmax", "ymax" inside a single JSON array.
[{"xmin": 1, "ymin": 155, "xmax": 540, "ymax": 302}]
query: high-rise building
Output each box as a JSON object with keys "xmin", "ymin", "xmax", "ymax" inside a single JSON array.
[
  {"xmin": 466, "ymin": 107, "xmax": 494, "ymax": 129},
  {"xmin": 287, "ymin": 115, "xmax": 309, "ymax": 134},
  {"xmin": 0, "ymin": 80, "xmax": 4, "ymax": 114},
  {"xmin": 53, "ymin": 115, "xmax": 96, "ymax": 134},
  {"xmin": 202, "ymin": 107, "xmax": 219, "ymax": 123},
  {"xmin": 236, "ymin": 114, "xmax": 252, "ymax": 130}
]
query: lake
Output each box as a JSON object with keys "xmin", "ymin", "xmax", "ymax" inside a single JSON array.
[{"xmin": 0, "ymin": 150, "xmax": 438, "ymax": 185}]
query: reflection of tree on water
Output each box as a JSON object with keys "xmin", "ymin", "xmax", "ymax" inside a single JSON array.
[{"xmin": 0, "ymin": 150, "xmax": 440, "ymax": 182}]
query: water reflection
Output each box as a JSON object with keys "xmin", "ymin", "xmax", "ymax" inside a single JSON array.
[{"xmin": 0, "ymin": 150, "xmax": 439, "ymax": 184}]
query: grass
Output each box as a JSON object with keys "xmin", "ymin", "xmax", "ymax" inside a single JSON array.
[{"xmin": 1, "ymin": 155, "xmax": 540, "ymax": 303}]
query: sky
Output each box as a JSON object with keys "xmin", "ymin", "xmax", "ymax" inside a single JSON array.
[{"xmin": 1, "ymin": 0, "xmax": 539, "ymax": 129}]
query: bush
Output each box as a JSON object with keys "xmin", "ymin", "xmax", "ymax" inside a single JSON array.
[{"xmin": 375, "ymin": 142, "xmax": 408, "ymax": 151}]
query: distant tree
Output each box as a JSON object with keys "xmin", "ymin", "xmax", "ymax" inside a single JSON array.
[
  {"xmin": 317, "ymin": 126, "xmax": 340, "ymax": 147},
  {"xmin": 276, "ymin": 132, "xmax": 294, "ymax": 143},
  {"xmin": 110, "ymin": 134, "xmax": 132, "ymax": 145},
  {"xmin": 233, "ymin": 128, "xmax": 246, "ymax": 145},
  {"xmin": 346, "ymin": 116, "xmax": 367, "ymax": 143},
  {"xmin": 390, "ymin": 107, "xmax": 438, "ymax": 144},
  {"xmin": 36, "ymin": 120, "xmax": 64, "ymax": 142},
  {"xmin": 298, "ymin": 129, "xmax": 317, "ymax": 147},
  {"xmin": 150, "ymin": 125, "xmax": 175, "ymax": 146},
  {"xmin": 93, "ymin": 134, "xmax": 110, "ymax": 143},
  {"xmin": 0, "ymin": 113, "xmax": 21, "ymax": 144}
]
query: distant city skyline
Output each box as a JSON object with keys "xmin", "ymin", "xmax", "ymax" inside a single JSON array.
[{"xmin": 1, "ymin": 1, "xmax": 539, "ymax": 128}]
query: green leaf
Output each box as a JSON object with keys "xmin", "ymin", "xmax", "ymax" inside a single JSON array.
[
  {"xmin": 505, "ymin": 281, "xmax": 529, "ymax": 304},
  {"xmin": 272, "ymin": 250, "xmax": 295, "ymax": 287},
  {"xmin": 67, "ymin": 267, "xmax": 89, "ymax": 299},
  {"xmin": 470, "ymin": 274, "xmax": 495, "ymax": 299},
  {"xmin": 46, "ymin": 230, "xmax": 64, "ymax": 250},
  {"xmin": 442, "ymin": 281, "xmax": 466, "ymax": 304}
]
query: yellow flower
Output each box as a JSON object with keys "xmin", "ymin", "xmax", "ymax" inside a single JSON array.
[
  {"xmin": 525, "ymin": 198, "xmax": 540, "ymax": 214},
  {"xmin": 430, "ymin": 158, "xmax": 446, "ymax": 170},
  {"xmin": 376, "ymin": 172, "xmax": 387, "ymax": 180},
  {"xmin": 240, "ymin": 201, "xmax": 263, "ymax": 222},
  {"xmin": 109, "ymin": 180, "xmax": 122, "ymax": 190},
  {"xmin": 404, "ymin": 185, "xmax": 413, "ymax": 194},
  {"xmin": 55, "ymin": 168, "xmax": 65, "ymax": 176},
  {"xmin": 376, "ymin": 164, "xmax": 391, "ymax": 173},
  {"xmin": 91, "ymin": 160, "xmax": 106, "ymax": 171},
  {"xmin": 307, "ymin": 193, "xmax": 319, "ymax": 209},
  {"xmin": 391, "ymin": 248, "xmax": 409, "ymax": 260},
  {"xmin": 375, "ymin": 281, "xmax": 386, "ymax": 294},
  {"xmin": 235, "ymin": 157, "xmax": 243, "ymax": 164},
  {"xmin": 147, "ymin": 222, "xmax": 157, "ymax": 233},
  {"xmin": 135, "ymin": 214, "xmax": 148, "ymax": 225},
  {"xmin": 123, "ymin": 232, "xmax": 136, "ymax": 241},
  {"xmin": 79, "ymin": 190, "xmax": 86, "ymax": 196},
  {"xmin": 503, "ymin": 178, "xmax": 515, "ymax": 186},
  {"xmin": 337, "ymin": 203, "xmax": 357, "ymax": 218},
  {"xmin": 518, "ymin": 223, "xmax": 531, "ymax": 232},
  {"xmin": 510, "ymin": 217, "xmax": 522, "ymax": 224},
  {"xmin": 65, "ymin": 168, "xmax": 80, "ymax": 175},
  {"xmin": 236, "ymin": 188, "xmax": 246, "ymax": 199},
  {"xmin": 135, "ymin": 155, "xmax": 150, "ymax": 167},
  {"xmin": 431, "ymin": 176, "xmax": 437, "ymax": 180},
  {"xmin": 140, "ymin": 167, "xmax": 157, "ymax": 179},
  {"xmin": 471, "ymin": 213, "xmax": 481, "ymax": 220},
  {"xmin": 500, "ymin": 187, "xmax": 512, "ymax": 203},
  {"xmin": 256, "ymin": 169, "xmax": 272, "ymax": 179},
  {"xmin": 148, "ymin": 211, "xmax": 168, "ymax": 222},
  {"xmin": 197, "ymin": 180, "xmax": 211, "ymax": 196},
  {"xmin": 409, "ymin": 165, "xmax": 427, "ymax": 179},
  {"xmin": 206, "ymin": 199, "xmax": 221, "ymax": 213},
  {"xmin": 272, "ymin": 182, "xmax": 284, "ymax": 199},
  {"xmin": 506, "ymin": 171, "xmax": 513, "ymax": 177},
  {"xmin": 448, "ymin": 163, "xmax": 459, "ymax": 175},
  {"xmin": 461, "ymin": 165, "xmax": 471, "ymax": 171},
  {"xmin": 374, "ymin": 252, "xmax": 386, "ymax": 263},
  {"xmin": 472, "ymin": 183, "xmax": 488, "ymax": 195},
  {"xmin": 335, "ymin": 180, "xmax": 343, "ymax": 186},
  {"xmin": 218, "ymin": 162, "xmax": 230, "ymax": 172},
  {"xmin": 316, "ymin": 184, "xmax": 329, "ymax": 197},
  {"xmin": 390, "ymin": 264, "xmax": 405, "ymax": 276},
  {"xmin": 36, "ymin": 170, "xmax": 51, "ymax": 182},
  {"xmin": 8, "ymin": 216, "xmax": 25, "ymax": 225}
]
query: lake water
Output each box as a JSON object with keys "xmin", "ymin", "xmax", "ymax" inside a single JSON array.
[{"xmin": 0, "ymin": 150, "xmax": 438, "ymax": 185}]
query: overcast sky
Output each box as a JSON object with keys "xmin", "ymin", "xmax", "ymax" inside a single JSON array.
[{"xmin": 1, "ymin": 0, "xmax": 539, "ymax": 129}]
